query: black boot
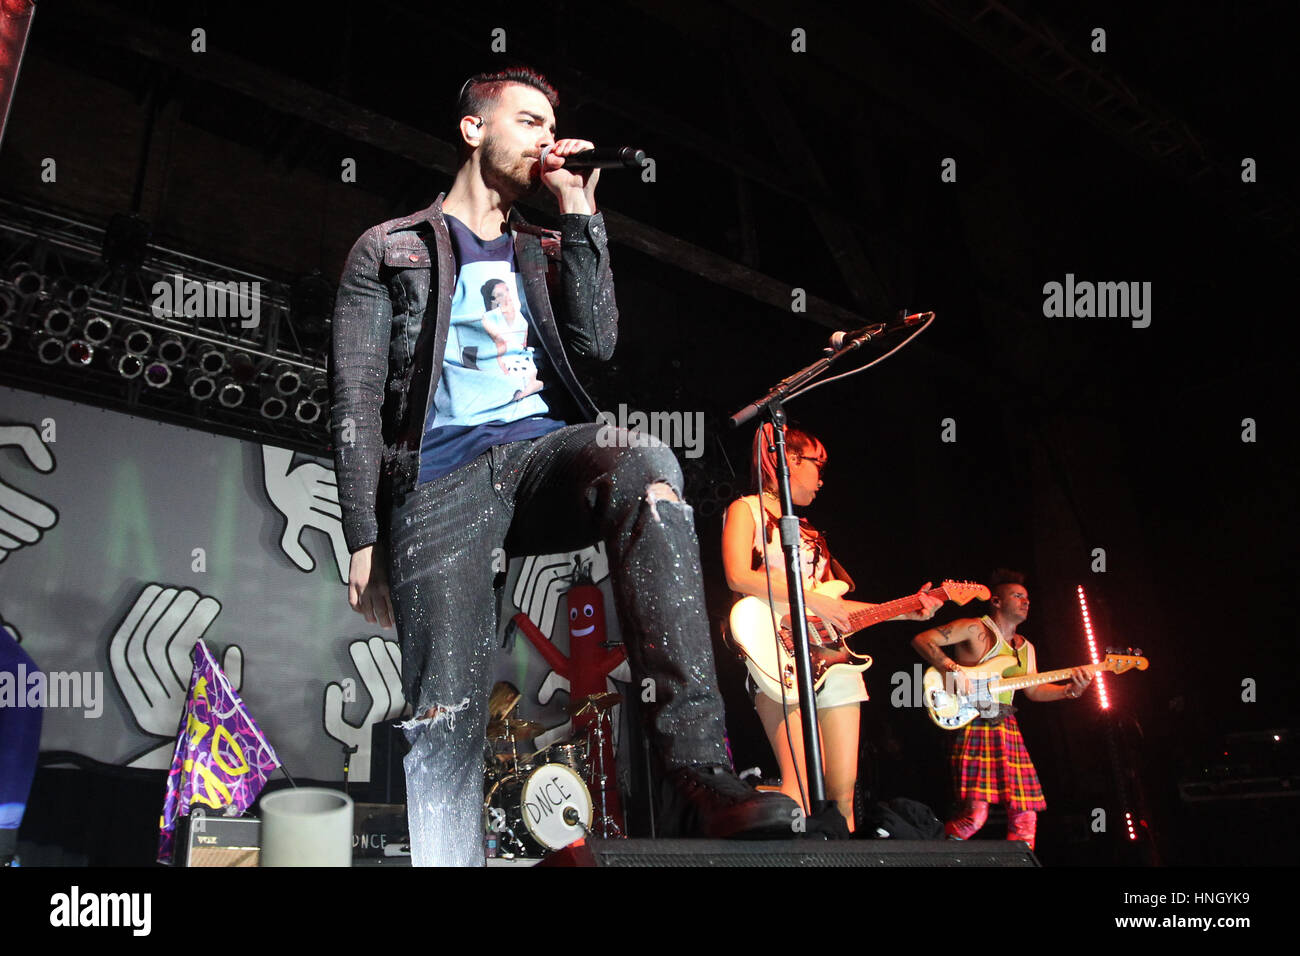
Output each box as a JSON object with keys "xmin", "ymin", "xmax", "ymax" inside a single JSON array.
[{"xmin": 659, "ymin": 765, "xmax": 806, "ymax": 839}]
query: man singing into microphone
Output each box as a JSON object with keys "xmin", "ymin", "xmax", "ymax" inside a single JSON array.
[{"xmin": 331, "ymin": 68, "xmax": 797, "ymax": 865}]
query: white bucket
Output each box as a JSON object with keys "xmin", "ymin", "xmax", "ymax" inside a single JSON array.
[{"xmin": 259, "ymin": 788, "xmax": 354, "ymax": 867}]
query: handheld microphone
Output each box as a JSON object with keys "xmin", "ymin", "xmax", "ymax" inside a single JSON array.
[{"xmin": 540, "ymin": 146, "xmax": 647, "ymax": 169}]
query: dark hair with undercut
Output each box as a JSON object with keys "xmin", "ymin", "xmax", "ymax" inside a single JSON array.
[{"xmin": 455, "ymin": 68, "xmax": 559, "ymax": 155}]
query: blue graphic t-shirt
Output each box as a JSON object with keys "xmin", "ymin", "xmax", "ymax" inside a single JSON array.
[{"xmin": 417, "ymin": 215, "xmax": 565, "ymax": 484}]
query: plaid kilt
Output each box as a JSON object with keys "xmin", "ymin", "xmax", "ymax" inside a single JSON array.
[{"xmin": 948, "ymin": 715, "xmax": 1046, "ymax": 813}]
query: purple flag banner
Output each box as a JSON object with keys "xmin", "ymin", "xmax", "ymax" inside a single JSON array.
[{"xmin": 157, "ymin": 639, "xmax": 281, "ymax": 863}]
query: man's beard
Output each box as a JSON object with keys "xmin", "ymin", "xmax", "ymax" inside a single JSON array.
[{"xmin": 481, "ymin": 138, "xmax": 542, "ymax": 198}]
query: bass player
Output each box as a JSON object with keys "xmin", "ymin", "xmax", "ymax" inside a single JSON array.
[{"xmin": 910, "ymin": 568, "xmax": 1092, "ymax": 850}]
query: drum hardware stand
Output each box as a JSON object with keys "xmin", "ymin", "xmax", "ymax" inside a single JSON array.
[
  {"xmin": 341, "ymin": 743, "xmax": 358, "ymax": 795},
  {"xmin": 575, "ymin": 692, "xmax": 624, "ymax": 839},
  {"xmin": 484, "ymin": 793, "xmax": 527, "ymax": 859},
  {"xmin": 488, "ymin": 681, "xmax": 526, "ymax": 774},
  {"xmin": 586, "ymin": 706, "xmax": 623, "ymax": 838},
  {"xmin": 642, "ymin": 724, "xmax": 657, "ymax": 838},
  {"xmin": 483, "ymin": 723, "xmax": 534, "ymax": 861}
]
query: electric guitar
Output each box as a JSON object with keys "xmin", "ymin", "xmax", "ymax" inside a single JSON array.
[
  {"xmin": 730, "ymin": 579, "xmax": 990, "ymax": 700},
  {"xmin": 922, "ymin": 651, "xmax": 1149, "ymax": 730}
]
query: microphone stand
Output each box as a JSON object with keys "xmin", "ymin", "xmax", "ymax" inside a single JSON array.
[{"xmin": 727, "ymin": 319, "xmax": 913, "ymax": 824}]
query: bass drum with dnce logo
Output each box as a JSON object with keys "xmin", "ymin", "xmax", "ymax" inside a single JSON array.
[{"xmin": 484, "ymin": 763, "xmax": 593, "ymax": 857}]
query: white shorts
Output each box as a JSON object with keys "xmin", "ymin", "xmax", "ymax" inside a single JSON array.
[{"xmin": 750, "ymin": 666, "xmax": 869, "ymax": 710}]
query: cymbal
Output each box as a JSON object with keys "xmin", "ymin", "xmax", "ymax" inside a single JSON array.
[
  {"xmin": 486, "ymin": 717, "xmax": 545, "ymax": 740},
  {"xmin": 573, "ymin": 691, "xmax": 622, "ymax": 717}
]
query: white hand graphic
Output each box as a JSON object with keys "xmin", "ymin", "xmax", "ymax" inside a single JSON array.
[
  {"xmin": 534, "ymin": 717, "xmax": 574, "ymax": 753},
  {"xmin": 535, "ymin": 670, "xmax": 573, "ymax": 748},
  {"xmin": 537, "ymin": 669, "xmax": 569, "ymax": 706},
  {"xmin": 108, "ymin": 584, "xmax": 241, "ymax": 768},
  {"xmin": 0, "ymin": 424, "xmax": 58, "ymax": 563},
  {"xmin": 324, "ymin": 636, "xmax": 407, "ymax": 783},
  {"xmin": 607, "ymin": 660, "xmax": 631, "ymax": 754},
  {"xmin": 262, "ymin": 444, "xmax": 349, "ymax": 585}
]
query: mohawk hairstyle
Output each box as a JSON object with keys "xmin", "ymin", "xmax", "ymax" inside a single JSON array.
[
  {"xmin": 987, "ymin": 568, "xmax": 1027, "ymax": 608},
  {"xmin": 988, "ymin": 568, "xmax": 1026, "ymax": 590}
]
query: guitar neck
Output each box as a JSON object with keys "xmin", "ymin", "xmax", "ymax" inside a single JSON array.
[
  {"xmin": 845, "ymin": 589, "xmax": 942, "ymax": 632},
  {"xmin": 992, "ymin": 661, "xmax": 1109, "ymax": 693}
]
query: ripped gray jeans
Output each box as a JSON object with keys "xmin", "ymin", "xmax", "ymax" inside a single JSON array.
[{"xmin": 387, "ymin": 422, "xmax": 729, "ymax": 866}]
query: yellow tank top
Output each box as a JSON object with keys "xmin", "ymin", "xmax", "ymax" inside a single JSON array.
[{"xmin": 979, "ymin": 615, "xmax": 1028, "ymax": 705}]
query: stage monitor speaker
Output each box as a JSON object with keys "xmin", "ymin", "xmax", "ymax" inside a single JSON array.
[
  {"xmin": 182, "ymin": 815, "xmax": 260, "ymax": 867},
  {"xmin": 539, "ymin": 837, "xmax": 1039, "ymax": 867}
]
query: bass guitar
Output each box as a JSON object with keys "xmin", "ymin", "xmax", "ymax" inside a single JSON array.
[{"xmin": 922, "ymin": 651, "xmax": 1149, "ymax": 730}]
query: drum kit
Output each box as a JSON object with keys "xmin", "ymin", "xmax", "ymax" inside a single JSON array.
[{"xmin": 483, "ymin": 683, "xmax": 624, "ymax": 859}]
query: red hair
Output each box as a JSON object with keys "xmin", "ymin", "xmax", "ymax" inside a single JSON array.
[{"xmin": 750, "ymin": 423, "xmax": 824, "ymax": 494}]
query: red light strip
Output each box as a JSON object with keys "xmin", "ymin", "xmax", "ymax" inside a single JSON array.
[{"xmin": 1076, "ymin": 585, "xmax": 1109, "ymax": 709}]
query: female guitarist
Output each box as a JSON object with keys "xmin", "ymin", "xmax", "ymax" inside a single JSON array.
[{"xmin": 722, "ymin": 424, "xmax": 941, "ymax": 832}]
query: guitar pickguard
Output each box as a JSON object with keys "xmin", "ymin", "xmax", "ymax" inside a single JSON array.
[
  {"xmin": 776, "ymin": 615, "xmax": 838, "ymax": 656},
  {"xmin": 777, "ymin": 617, "xmax": 863, "ymax": 686}
]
